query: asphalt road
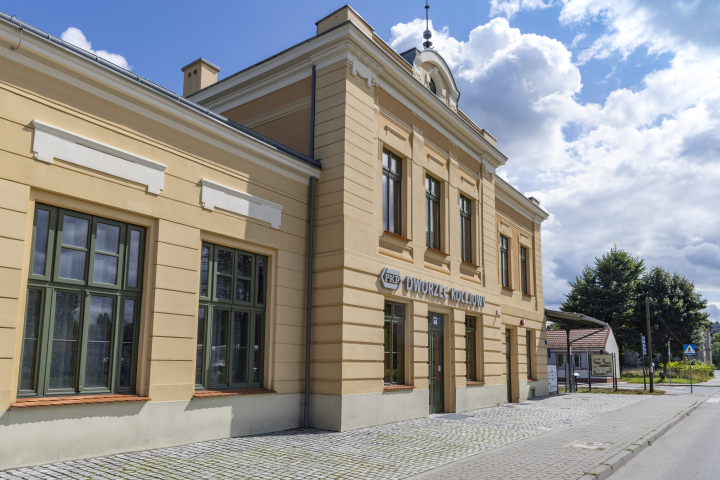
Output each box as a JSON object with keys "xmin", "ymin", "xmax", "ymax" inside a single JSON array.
[{"xmin": 611, "ymin": 387, "xmax": 720, "ymax": 479}]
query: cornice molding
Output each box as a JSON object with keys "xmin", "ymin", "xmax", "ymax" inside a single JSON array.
[
  {"xmin": 31, "ymin": 120, "xmax": 166, "ymax": 195},
  {"xmin": 200, "ymin": 178, "xmax": 284, "ymax": 229}
]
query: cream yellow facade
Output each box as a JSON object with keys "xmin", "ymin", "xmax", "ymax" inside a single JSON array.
[{"xmin": 0, "ymin": 5, "xmax": 548, "ymax": 469}]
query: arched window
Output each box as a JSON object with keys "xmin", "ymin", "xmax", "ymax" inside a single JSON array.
[{"xmin": 429, "ymin": 78, "xmax": 437, "ymax": 95}]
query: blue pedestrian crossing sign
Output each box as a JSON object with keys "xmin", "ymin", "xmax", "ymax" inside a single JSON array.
[{"xmin": 684, "ymin": 344, "xmax": 696, "ymax": 356}]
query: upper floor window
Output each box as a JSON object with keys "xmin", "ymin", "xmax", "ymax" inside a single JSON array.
[
  {"xmin": 384, "ymin": 301, "xmax": 406, "ymax": 385},
  {"xmin": 425, "ymin": 175, "xmax": 441, "ymax": 250},
  {"xmin": 520, "ymin": 246, "xmax": 529, "ymax": 294},
  {"xmin": 20, "ymin": 204, "xmax": 145, "ymax": 397},
  {"xmin": 382, "ymin": 149, "xmax": 402, "ymax": 235},
  {"xmin": 429, "ymin": 78, "xmax": 437, "ymax": 95},
  {"xmin": 460, "ymin": 195, "xmax": 472, "ymax": 263},
  {"xmin": 196, "ymin": 243, "xmax": 267, "ymax": 390},
  {"xmin": 465, "ymin": 316, "xmax": 477, "ymax": 381},
  {"xmin": 500, "ymin": 235, "xmax": 509, "ymax": 288}
]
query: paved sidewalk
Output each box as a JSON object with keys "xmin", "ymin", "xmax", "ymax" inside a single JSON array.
[
  {"xmin": 0, "ymin": 393, "xmax": 700, "ymax": 480},
  {"xmin": 411, "ymin": 393, "xmax": 704, "ymax": 480}
]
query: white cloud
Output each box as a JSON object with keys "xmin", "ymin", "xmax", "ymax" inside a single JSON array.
[
  {"xmin": 707, "ymin": 303, "xmax": 720, "ymax": 323},
  {"xmin": 490, "ymin": 0, "xmax": 554, "ymax": 19},
  {"xmin": 389, "ymin": 1, "xmax": 720, "ymax": 311},
  {"xmin": 60, "ymin": 27, "xmax": 130, "ymax": 70}
]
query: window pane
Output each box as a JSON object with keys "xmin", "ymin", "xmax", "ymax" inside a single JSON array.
[
  {"xmin": 95, "ymin": 223, "xmax": 120, "ymax": 254},
  {"xmin": 210, "ymin": 309, "xmax": 229, "ymax": 386},
  {"xmin": 216, "ymin": 276, "xmax": 232, "ymax": 300},
  {"xmin": 236, "ymin": 279, "xmax": 251, "ymax": 303},
  {"xmin": 383, "ymin": 321, "xmax": 392, "ymax": 384},
  {"xmin": 253, "ymin": 314, "xmax": 263, "ymax": 385},
  {"xmin": 196, "ymin": 307, "xmax": 206, "ymax": 385},
  {"xmin": 84, "ymin": 296, "xmax": 114, "ymax": 388},
  {"xmin": 62, "ymin": 216, "xmax": 89, "ymax": 248},
  {"xmin": 32, "ymin": 209, "xmax": 51, "ymax": 276},
  {"xmin": 93, "ymin": 254, "xmax": 118, "ymax": 284},
  {"xmin": 382, "ymin": 150, "xmax": 389, "ymax": 170},
  {"xmin": 392, "ymin": 178, "xmax": 401, "ymax": 234},
  {"xmin": 232, "ymin": 311, "xmax": 249, "ymax": 385},
  {"xmin": 49, "ymin": 292, "xmax": 82, "ymax": 389},
  {"xmin": 256, "ymin": 257, "xmax": 266, "ymax": 305},
  {"xmin": 392, "ymin": 321, "xmax": 404, "ymax": 384},
  {"xmin": 59, "ymin": 248, "xmax": 86, "ymax": 281},
  {"xmin": 119, "ymin": 299, "xmax": 136, "ymax": 389},
  {"xmin": 200, "ymin": 246, "xmax": 210, "ymax": 297},
  {"xmin": 127, "ymin": 230, "xmax": 141, "ymax": 288},
  {"xmin": 20, "ymin": 289, "xmax": 43, "ymax": 391},
  {"xmin": 217, "ymin": 249, "xmax": 233, "ymax": 275},
  {"xmin": 382, "ymin": 174, "xmax": 388, "ymax": 231},
  {"xmin": 388, "ymin": 178, "xmax": 396, "ymax": 233},
  {"xmin": 236, "ymin": 254, "xmax": 252, "ymax": 278}
]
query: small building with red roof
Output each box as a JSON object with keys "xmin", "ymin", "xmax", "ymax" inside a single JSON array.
[{"xmin": 546, "ymin": 327, "xmax": 620, "ymax": 382}]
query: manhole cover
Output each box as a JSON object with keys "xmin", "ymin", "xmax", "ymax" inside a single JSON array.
[{"xmin": 564, "ymin": 441, "xmax": 609, "ymax": 450}]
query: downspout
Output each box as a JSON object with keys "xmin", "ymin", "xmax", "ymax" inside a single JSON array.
[{"xmin": 303, "ymin": 65, "xmax": 317, "ymax": 429}]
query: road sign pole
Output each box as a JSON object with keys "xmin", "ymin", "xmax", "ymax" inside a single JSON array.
[
  {"xmin": 646, "ymin": 297, "xmax": 653, "ymax": 393},
  {"xmin": 641, "ymin": 334, "xmax": 647, "ymax": 390},
  {"xmin": 588, "ymin": 352, "xmax": 592, "ymax": 392},
  {"xmin": 690, "ymin": 357, "xmax": 693, "ymax": 394},
  {"xmin": 668, "ymin": 341, "xmax": 672, "ymax": 384}
]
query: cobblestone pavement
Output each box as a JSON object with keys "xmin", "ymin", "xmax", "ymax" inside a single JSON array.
[
  {"xmin": 0, "ymin": 393, "xmax": 692, "ymax": 480},
  {"xmin": 411, "ymin": 393, "xmax": 705, "ymax": 480}
]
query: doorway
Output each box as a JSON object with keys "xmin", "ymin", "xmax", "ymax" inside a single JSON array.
[
  {"xmin": 428, "ymin": 312, "xmax": 444, "ymax": 413},
  {"xmin": 505, "ymin": 329, "xmax": 513, "ymax": 403}
]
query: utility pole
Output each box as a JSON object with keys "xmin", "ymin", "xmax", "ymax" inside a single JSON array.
[
  {"xmin": 667, "ymin": 341, "xmax": 671, "ymax": 384},
  {"xmin": 646, "ymin": 297, "xmax": 654, "ymax": 393}
]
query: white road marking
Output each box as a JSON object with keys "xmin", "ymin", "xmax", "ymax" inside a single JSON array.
[{"xmin": 706, "ymin": 398, "xmax": 720, "ymax": 403}]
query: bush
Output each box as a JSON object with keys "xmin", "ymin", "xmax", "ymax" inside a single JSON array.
[{"xmin": 658, "ymin": 360, "xmax": 715, "ymax": 380}]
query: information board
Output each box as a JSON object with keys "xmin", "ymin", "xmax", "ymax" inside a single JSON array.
[
  {"xmin": 547, "ymin": 365, "xmax": 558, "ymax": 394},
  {"xmin": 590, "ymin": 354, "xmax": 613, "ymax": 377}
]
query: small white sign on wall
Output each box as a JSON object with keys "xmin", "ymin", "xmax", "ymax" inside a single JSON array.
[{"xmin": 548, "ymin": 365, "xmax": 558, "ymax": 394}]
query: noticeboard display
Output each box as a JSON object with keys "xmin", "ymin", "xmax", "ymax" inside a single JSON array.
[
  {"xmin": 547, "ymin": 365, "xmax": 558, "ymax": 394},
  {"xmin": 590, "ymin": 354, "xmax": 613, "ymax": 377}
]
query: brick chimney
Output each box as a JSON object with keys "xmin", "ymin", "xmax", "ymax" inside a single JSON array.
[{"xmin": 181, "ymin": 58, "xmax": 220, "ymax": 97}]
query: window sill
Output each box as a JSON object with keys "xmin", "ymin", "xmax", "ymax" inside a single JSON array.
[
  {"xmin": 11, "ymin": 394, "xmax": 150, "ymax": 409},
  {"xmin": 461, "ymin": 260, "xmax": 481, "ymax": 269},
  {"xmin": 466, "ymin": 381, "xmax": 485, "ymax": 386},
  {"xmin": 425, "ymin": 247, "xmax": 448, "ymax": 257},
  {"xmin": 382, "ymin": 230, "xmax": 411, "ymax": 243},
  {"xmin": 528, "ymin": 378, "xmax": 539, "ymax": 382},
  {"xmin": 501, "ymin": 286, "xmax": 514, "ymax": 292},
  {"xmin": 193, "ymin": 388, "xmax": 276, "ymax": 399},
  {"xmin": 383, "ymin": 385, "xmax": 414, "ymax": 392},
  {"xmin": 522, "ymin": 293, "xmax": 533, "ymax": 298}
]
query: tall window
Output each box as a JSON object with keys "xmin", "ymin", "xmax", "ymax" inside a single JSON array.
[
  {"xmin": 382, "ymin": 149, "xmax": 402, "ymax": 235},
  {"xmin": 520, "ymin": 246, "xmax": 529, "ymax": 294},
  {"xmin": 500, "ymin": 235, "xmax": 509, "ymax": 288},
  {"xmin": 383, "ymin": 301, "xmax": 405, "ymax": 385},
  {"xmin": 526, "ymin": 331, "xmax": 533, "ymax": 379},
  {"xmin": 425, "ymin": 175, "xmax": 441, "ymax": 250},
  {"xmin": 196, "ymin": 242, "xmax": 267, "ymax": 389},
  {"xmin": 429, "ymin": 78, "xmax": 437, "ymax": 95},
  {"xmin": 460, "ymin": 195, "xmax": 472, "ymax": 263},
  {"xmin": 19, "ymin": 204, "xmax": 144, "ymax": 397},
  {"xmin": 466, "ymin": 316, "xmax": 477, "ymax": 381}
]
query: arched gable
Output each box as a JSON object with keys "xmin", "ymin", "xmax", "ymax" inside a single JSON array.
[{"xmin": 401, "ymin": 48, "xmax": 460, "ymax": 109}]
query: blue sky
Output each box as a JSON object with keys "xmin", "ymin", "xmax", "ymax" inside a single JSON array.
[{"xmin": 4, "ymin": 0, "xmax": 719, "ymax": 322}]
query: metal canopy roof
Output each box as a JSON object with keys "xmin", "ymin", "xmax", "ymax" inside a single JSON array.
[{"xmin": 545, "ymin": 309, "xmax": 608, "ymax": 330}]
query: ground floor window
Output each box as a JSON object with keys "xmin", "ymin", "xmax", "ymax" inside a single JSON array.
[
  {"xmin": 196, "ymin": 242, "xmax": 267, "ymax": 390},
  {"xmin": 465, "ymin": 316, "xmax": 477, "ymax": 381},
  {"xmin": 383, "ymin": 301, "xmax": 405, "ymax": 385},
  {"xmin": 19, "ymin": 204, "xmax": 144, "ymax": 397},
  {"xmin": 526, "ymin": 331, "xmax": 534, "ymax": 379}
]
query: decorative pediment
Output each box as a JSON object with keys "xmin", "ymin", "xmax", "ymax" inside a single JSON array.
[{"xmin": 200, "ymin": 179, "xmax": 283, "ymax": 229}]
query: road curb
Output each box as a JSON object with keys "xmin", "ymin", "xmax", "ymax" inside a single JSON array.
[{"xmin": 584, "ymin": 397, "xmax": 705, "ymax": 480}]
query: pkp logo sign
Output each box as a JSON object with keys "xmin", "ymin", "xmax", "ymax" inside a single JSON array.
[{"xmin": 380, "ymin": 268, "xmax": 401, "ymax": 290}]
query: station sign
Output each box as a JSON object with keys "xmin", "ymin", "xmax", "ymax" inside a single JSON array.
[{"xmin": 379, "ymin": 267, "xmax": 486, "ymax": 308}]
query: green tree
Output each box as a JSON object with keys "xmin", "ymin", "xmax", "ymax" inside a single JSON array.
[
  {"xmin": 561, "ymin": 246, "xmax": 645, "ymax": 359},
  {"xmin": 636, "ymin": 267, "xmax": 710, "ymax": 374}
]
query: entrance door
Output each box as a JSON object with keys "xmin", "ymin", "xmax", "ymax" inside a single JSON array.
[
  {"xmin": 505, "ymin": 330, "xmax": 513, "ymax": 403},
  {"xmin": 428, "ymin": 312, "xmax": 444, "ymax": 413}
]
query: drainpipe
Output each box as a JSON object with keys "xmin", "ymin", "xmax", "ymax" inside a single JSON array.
[{"xmin": 303, "ymin": 65, "xmax": 317, "ymax": 429}]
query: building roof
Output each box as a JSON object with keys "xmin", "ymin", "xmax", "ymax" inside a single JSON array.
[
  {"xmin": 546, "ymin": 328, "xmax": 612, "ymax": 350},
  {"xmin": 0, "ymin": 11, "xmax": 320, "ymax": 170},
  {"xmin": 545, "ymin": 309, "xmax": 607, "ymax": 329}
]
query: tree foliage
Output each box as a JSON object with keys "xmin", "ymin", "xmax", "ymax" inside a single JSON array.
[
  {"xmin": 561, "ymin": 246, "xmax": 710, "ymax": 368},
  {"xmin": 560, "ymin": 246, "xmax": 645, "ymax": 352}
]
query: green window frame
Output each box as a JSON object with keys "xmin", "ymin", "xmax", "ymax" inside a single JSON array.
[
  {"xmin": 425, "ymin": 175, "xmax": 441, "ymax": 250},
  {"xmin": 520, "ymin": 246, "xmax": 529, "ymax": 294},
  {"xmin": 465, "ymin": 316, "xmax": 477, "ymax": 381},
  {"xmin": 196, "ymin": 242, "xmax": 267, "ymax": 390},
  {"xmin": 383, "ymin": 301, "xmax": 405, "ymax": 385},
  {"xmin": 460, "ymin": 195, "xmax": 472, "ymax": 263},
  {"xmin": 19, "ymin": 204, "xmax": 144, "ymax": 398},
  {"xmin": 526, "ymin": 331, "xmax": 533, "ymax": 379},
  {"xmin": 500, "ymin": 235, "xmax": 509, "ymax": 288},
  {"xmin": 382, "ymin": 149, "xmax": 402, "ymax": 235}
]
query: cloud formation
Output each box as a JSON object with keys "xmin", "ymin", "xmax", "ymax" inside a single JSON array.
[
  {"xmin": 60, "ymin": 27, "xmax": 130, "ymax": 70},
  {"xmin": 389, "ymin": 0, "xmax": 720, "ymax": 323}
]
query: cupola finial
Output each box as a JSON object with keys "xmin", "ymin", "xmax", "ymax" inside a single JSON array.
[{"xmin": 423, "ymin": 1, "xmax": 433, "ymax": 50}]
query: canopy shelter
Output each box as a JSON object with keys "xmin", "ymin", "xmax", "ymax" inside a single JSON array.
[{"xmin": 545, "ymin": 309, "xmax": 609, "ymax": 392}]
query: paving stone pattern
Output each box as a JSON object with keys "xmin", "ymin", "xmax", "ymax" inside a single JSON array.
[
  {"xmin": 1, "ymin": 394, "xmax": 661, "ymax": 480},
  {"xmin": 411, "ymin": 393, "xmax": 704, "ymax": 480}
]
